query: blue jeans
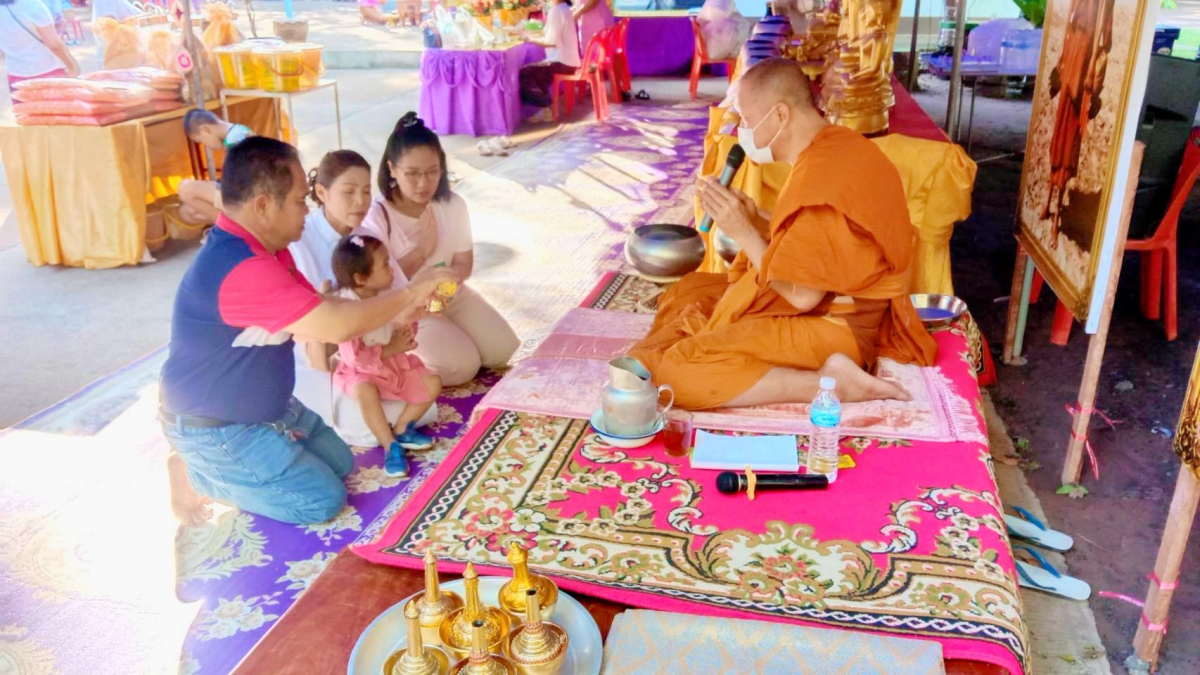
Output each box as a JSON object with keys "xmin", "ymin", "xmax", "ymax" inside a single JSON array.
[{"xmin": 162, "ymin": 398, "xmax": 353, "ymax": 525}]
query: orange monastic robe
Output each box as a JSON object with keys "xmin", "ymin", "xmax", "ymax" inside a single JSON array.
[{"xmin": 628, "ymin": 125, "xmax": 937, "ymax": 410}]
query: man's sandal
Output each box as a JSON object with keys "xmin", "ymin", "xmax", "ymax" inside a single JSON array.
[
  {"xmin": 1005, "ymin": 506, "xmax": 1074, "ymax": 552},
  {"xmin": 1014, "ymin": 545, "xmax": 1091, "ymax": 600}
]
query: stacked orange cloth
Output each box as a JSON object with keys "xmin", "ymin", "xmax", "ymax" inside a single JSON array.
[{"xmin": 12, "ymin": 74, "xmax": 184, "ymax": 126}]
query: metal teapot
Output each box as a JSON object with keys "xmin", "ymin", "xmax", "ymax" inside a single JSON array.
[{"xmin": 601, "ymin": 357, "xmax": 674, "ymax": 437}]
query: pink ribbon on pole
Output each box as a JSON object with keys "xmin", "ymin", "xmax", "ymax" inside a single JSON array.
[
  {"xmin": 1098, "ymin": 573, "xmax": 1176, "ymax": 634},
  {"xmin": 1064, "ymin": 403, "xmax": 1123, "ymax": 481}
]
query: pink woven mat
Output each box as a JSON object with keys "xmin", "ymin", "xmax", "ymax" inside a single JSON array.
[{"xmin": 477, "ymin": 307, "xmax": 986, "ymax": 445}]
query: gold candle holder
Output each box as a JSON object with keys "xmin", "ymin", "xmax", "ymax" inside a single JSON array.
[
  {"xmin": 384, "ymin": 602, "xmax": 452, "ymax": 675},
  {"xmin": 498, "ymin": 542, "xmax": 558, "ymax": 623},
  {"xmin": 412, "ymin": 550, "xmax": 465, "ymax": 646},
  {"xmin": 504, "ymin": 589, "xmax": 568, "ymax": 675},
  {"xmin": 440, "ymin": 563, "xmax": 512, "ymax": 662},
  {"xmin": 448, "ymin": 619, "xmax": 517, "ymax": 675}
]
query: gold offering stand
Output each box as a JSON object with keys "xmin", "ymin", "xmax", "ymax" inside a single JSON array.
[
  {"xmin": 498, "ymin": 542, "xmax": 558, "ymax": 622},
  {"xmin": 397, "ymin": 545, "xmax": 567, "ymax": 675},
  {"xmin": 410, "ymin": 550, "xmax": 465, "ymax": 646},
  {"xmin": 384, "ymin": 603, "xmax": 453, "ymax": 675},
  {"xmin": 505, "ymin": 589, "xmax": 568, "ymax": 675},
  {"xmin": 439, "ymin": 564, "xmax": 513, "ymax": 661},
  {"xmin": 449, "ymin": 620, "xmax": 518, "ymax": 675}
]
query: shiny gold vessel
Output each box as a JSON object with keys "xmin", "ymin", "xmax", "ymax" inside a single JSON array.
[
  {"xmin": 448, "ymin": 620, "xmax": 517, "ymax": 675},
  {"xmin": 439, "ymin": 563, "xmax": 512, "ymax": 661},
  {"xmin": 504, "ymin": 589, "xmax": 568, "ymax": 675},
  {"xmin": 497, "ymin": 542, "xmax": 558, "ymax": 622},
  {"xmin": 410, "ymin": 550, "xmax": 465, "ymax": 646},
  {"xmin": 819, "ymin": 0, "xmax": 902, "ymax": 134},
  {"xmin": 383, "ymin": 602, "xmax": 452, "ymax": 675}
]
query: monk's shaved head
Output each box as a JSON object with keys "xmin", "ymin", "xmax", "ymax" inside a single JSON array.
[
  {"xmin": 738, "ymin": 58, "xmax": 816, "ymax": 113},
  {"xmin": 733, "ymin": 57, "xmax": 828, "ymax": 164}
]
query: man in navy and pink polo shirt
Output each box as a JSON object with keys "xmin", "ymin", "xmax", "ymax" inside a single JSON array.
[{"xmin": 160, "ymin": 137, "xmax": 453, "ymax": 526}]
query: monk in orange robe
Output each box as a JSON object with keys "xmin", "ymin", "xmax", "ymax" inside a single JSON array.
[
  {"xmin": 1040, "ymin": 0, "xmax": 1113, "ymax": 244},
  {"xmin": 627, "ymin": 58, "xmax": 937, "ymax": 410}
]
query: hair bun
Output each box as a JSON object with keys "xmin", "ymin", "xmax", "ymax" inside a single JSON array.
[{"xmin": 398, "ymin": 111, "xmax": 423, "ymax": 130}]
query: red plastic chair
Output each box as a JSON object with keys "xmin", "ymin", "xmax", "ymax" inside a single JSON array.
[
  {"xmin": 607, "ymin": 17, "xmax": 631, "ymax": 102},
  {"xmin": 552, "ymin": 29, "xmax": 611, "ymax": 122},
  {"xmin": 1035, "ymin": 127, "xmax": 1200, "ymax": 343},
  {"xmin": 689, "ymin": 16, "xmax": 736, "ymax": 101}
]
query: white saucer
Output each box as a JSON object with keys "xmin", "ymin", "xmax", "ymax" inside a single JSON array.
[
  {"xmin": 348, "ymin": 576, "xmax": 602, "ymax": 675},
  {"xmin": 589, "ymin": 410, "xmax": 664, "ymax": 449}
]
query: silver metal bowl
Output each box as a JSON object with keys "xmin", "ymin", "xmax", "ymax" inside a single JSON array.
[
  {"xmin": 909, "ymin": 293, "xmax": 968, "ymax": 325},
  {"xmin": 713, "ymin": 228, "xmax": 741, "ymax": 265},
  {"xmin": 625, "ymin": 224, "xmax": 706, "ymax": 278}
]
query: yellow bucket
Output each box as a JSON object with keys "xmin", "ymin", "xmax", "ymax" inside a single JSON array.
[
  {"xmin": 254, "ymin": 45, "xmax": 304, "ymax": 92},
  {"xmin": 294, "ymin": 42, "xmax": 325, "ymax": 89},
  {"xmin": 214, "ymin": 44, "xmax": 256, "ymax": 89}
]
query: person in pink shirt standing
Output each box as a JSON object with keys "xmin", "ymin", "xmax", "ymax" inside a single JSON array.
[{"xmin": 572, "ymin": 0, "xmax": 612, "ymax": 60}]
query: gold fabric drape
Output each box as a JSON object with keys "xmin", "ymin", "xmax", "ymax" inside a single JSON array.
[{"xmin": 0, "ymin": 96, "xmax": 284, "ymax": 269}]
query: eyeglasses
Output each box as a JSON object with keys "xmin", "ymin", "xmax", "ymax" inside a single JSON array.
[{"xmin": 400, "ymin": 168, "xmax": 443, "ymax": 182}]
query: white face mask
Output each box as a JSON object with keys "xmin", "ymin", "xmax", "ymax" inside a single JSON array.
[{"xmin": 737, "ymin": 106, "xmax": 783, "ymax": 164}]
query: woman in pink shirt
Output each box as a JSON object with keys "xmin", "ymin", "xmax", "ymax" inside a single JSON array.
[{"xmin": 572, "ymin": 0, "xmax": 612, "ymax": 59}]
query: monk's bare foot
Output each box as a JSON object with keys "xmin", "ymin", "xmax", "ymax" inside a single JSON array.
[
  {"xmin": 818, "ymin": 353, "xmax": 911, "ymax": 403},
  {"xmin": 168, "ymin": 453, "xmax": 213, "ymax": 527}
]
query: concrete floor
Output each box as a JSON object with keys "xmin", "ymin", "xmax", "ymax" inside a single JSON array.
[{"xmin": 0, "ymin": 72, "xmax": 722, "ymax": 427}]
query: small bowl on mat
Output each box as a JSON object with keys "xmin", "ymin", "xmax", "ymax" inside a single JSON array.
[
  {"xmin": 625, "ymin": 224, "xmax": 706, "ymax": 279},
  {"xmin": 589, "ymin": 410, "xmax": 664, "ymax": 449},
  {"xmin": 910, "ymin": 293, "xmax": 968, "ymax": 325}
]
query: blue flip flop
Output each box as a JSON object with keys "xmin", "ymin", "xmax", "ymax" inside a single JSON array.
[
  {"xmin": 1013, "ymin": 545, "xmax": 1091, "ymax": 600},
  {"xmin": 1005, "ymin": 506, "xmax": 1074, "ymax": 552}
]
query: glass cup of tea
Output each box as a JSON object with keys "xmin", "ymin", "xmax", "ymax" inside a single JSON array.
[{"xmin": 663, "ymin": 409, "xmax": 693, "ymax": 457}]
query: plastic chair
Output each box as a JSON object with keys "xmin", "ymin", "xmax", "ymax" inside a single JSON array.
[
  {"xmin": 608, "ymin": 17, "xmax": 631, "ymax": 101},
  {"xmin": 1035, "ymin": 126, "xmax": 1200, "ymax": 343},
  {"xmin": 689, "ymin": 16, "xmax": 736, "ymax": 101},
  {"xmin": 552, "ymin": 29, "xmax": 611, "ymax": 122}
]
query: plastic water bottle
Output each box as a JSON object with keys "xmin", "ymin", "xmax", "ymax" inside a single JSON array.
[{"xmin": 808, "ymin": 377, "xmax": 841, "ymax": 482}]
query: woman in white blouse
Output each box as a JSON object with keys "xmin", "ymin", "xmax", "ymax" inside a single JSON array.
[
  {"xmin": 289, "ymin": 149, "xmax": 437, "ymax": 446},
  {"xmin": 361, "ymin": 113, "xmax": 519, "ymax": 386}
]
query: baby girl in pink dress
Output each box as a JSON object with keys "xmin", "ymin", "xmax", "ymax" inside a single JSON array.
[{"xmin": 331, "ymin": 234, "xmax": 442, "ymax": 476}]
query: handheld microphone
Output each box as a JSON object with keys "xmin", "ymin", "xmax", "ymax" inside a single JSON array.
[
  {"xmin": 698, "ymin": 144, "xmax": 746, "ymax": 233},
  {"xmin": 717, "ymin": 470, "xmax": 829, "ymax": 499}
]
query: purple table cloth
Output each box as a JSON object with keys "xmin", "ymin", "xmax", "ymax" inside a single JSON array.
[
  {"xmin": 419, "ymin": 43, "xmax": 546, "ymax": 137},
  {"xmin": 626, "ymin": 15, "xmax": 695, "ymax": 76}
]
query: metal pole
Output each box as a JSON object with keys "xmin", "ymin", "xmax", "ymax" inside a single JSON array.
[
  {"xmin": 944, "ymin": 0, "xmax": 967, "ymax": 140},
  {"xmin": 1012, "ymin": 255, "xmax": 1035, "ymax": 359},
  {"xmin": 906, "ymin": 0, "xmax": 921, "ymax": 92},
  {"xmin": 181, "ymin": 0, "xmax": 216, "ymax": 179}
]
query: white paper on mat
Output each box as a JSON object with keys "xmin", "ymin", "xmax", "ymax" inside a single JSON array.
[{"xmin": 690, "ymin": 430, "xmax": 800, "ymax": 472}]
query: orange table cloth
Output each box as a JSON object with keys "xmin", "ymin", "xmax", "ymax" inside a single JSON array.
[{"xmin": 0, "ymin": 97, "xmax": 284, "ymax": 269}]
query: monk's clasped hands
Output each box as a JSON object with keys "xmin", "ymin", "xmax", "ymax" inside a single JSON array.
[{"xmin": 697, "ymin": 176, "xmax": 761, "ymax": 248}]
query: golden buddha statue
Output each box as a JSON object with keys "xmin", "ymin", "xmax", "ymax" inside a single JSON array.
[
  {"xmin": 789, "ymin": 0, "xmax": 842, "ymax": 78},
  {"xmin": 818, "ymin": 0, "xmax": 901, "ymax": 134}
]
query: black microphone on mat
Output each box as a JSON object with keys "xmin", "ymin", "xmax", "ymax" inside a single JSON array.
[
  {"xmin": 717, "ymin": 470, "xmax": 829, "ymax": 495},
  {"xmin": 698, "ymin": 144, "xmax": 747, "ymax": 233}
]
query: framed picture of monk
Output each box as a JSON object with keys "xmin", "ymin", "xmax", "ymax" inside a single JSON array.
[
  {"xmin": 1176, "ymin": 346, "xmax": 1200, "ymax": 480},
  {"xmin": 1015, "ymin": 0, "xmax": 1152, "ymax": 321}
]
